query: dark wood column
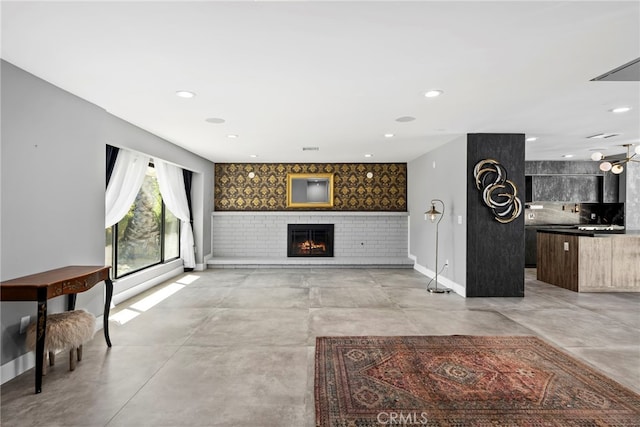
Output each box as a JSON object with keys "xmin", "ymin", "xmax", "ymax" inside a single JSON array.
[{"xmin": 466, "ymin": 133, "xmax": 525, "ymax": 297}]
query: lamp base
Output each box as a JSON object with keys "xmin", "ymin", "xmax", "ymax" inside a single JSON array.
[{"xmin": 428, "ymin": 288, "xmax": 447, "ymax": 294}]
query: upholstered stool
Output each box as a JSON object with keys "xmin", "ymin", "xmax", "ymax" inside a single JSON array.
[{"xmin": 26, "ymin": 310, "xmax": 96, "ymax": 373}]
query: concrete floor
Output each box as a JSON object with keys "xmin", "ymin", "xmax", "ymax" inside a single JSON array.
[{"xmin": 1, "ymin": 268, "xmax": 638, "ymax": 426}]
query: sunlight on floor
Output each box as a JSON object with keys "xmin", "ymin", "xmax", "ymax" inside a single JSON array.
[
  {"xmin": 110, "ymin": 308, "xmax": 141, "ymax": 325},
  {"xmin": 130, "ymin": 283, "xmax": 185, "ymax": 312},
  {"xmin": 176, "ymin": 274, "xmax": 200, "ymax": 285},
  {"xmin": 109, "ymin": 274, "xmax": 201, "ymax": 325}
]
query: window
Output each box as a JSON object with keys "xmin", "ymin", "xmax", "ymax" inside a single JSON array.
[{"xmin": 105, "ymin": 164, "xmax": 180, "ymax": 278}]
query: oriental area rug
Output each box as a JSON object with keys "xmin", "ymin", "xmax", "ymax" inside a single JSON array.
[{"xmin": 314, "ymin": 336, "xmax": 640, "ymax": 426}]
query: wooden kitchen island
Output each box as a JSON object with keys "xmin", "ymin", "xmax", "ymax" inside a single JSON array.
[{"xmin": 537, "ymin": 229, "xmax": 640, "ymax": 292}]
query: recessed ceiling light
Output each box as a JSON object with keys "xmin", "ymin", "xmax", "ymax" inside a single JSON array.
[
  {"xmin": 175, "ymin": 90, "xmax": 195, "ymax": 98},
  {"xmin": 227, "ymin": 134, "xmax": 238, "ymax": 139},
  {"xmin": 249, "ymin": 154, "xmax": 258, "ymax": 158},
  {"xmin": 424, "ymin": 89, "xmax": 443, "ymax": 98},
  {"xmin": 396, "ymin": 116, "xmax": 416, "ymax": 123},
  {"xmin": 364, "ymin": 154, "xmax": 373, "ymax": 158},
  {"xmin": 562, "ymin": 154, "xmax": 574, "ymax": 158},
  {"xmin": 610, "ymin": 106, "xmax": 631, "ymax": 113},
  {"xmin": 205, "ymin": 117, "xmax": 225, "ymax": 124},
  {"xmin": 302, "ymin": 147, "xmax": 319, "ymax": 151},
  {"xmin": 384, "ymin": 133, "xmax": 395, "ymax": 138},
  {"xmin": 526, "ymin": 137, "xmax": 537, "ymax": 142}
]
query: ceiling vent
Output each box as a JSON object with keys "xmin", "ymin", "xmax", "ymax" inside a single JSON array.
[
  {"xmin": 302, "ymin": 147, "xmax": 319, "ymax": 151},
  {"xmin": 587, "ymin": 133, "xmax": 620, "ymax": 139},
  {"xmin": 591, "ymin": 57, "xmax": 640, "ymax": 81}
]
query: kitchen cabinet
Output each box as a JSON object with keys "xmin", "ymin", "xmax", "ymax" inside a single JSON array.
[
  {"xmin": 527, "ymin": 175, "xmax": 602, "ymax": 202},
  {"xmin": 524, "ymin": 161, "xmax": 619, "ymax": 203},
  {"xmin": 526, "ymin": 225, "xmax": 576, "ymax": 267}
]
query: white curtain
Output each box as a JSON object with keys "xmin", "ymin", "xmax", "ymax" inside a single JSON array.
[
  {"xmin": 154, "ymin": 159, "xmax": 196, "ymax": 269},
  {"xmin": 105, "ymin": 149, "xmax": 148, "ymax": 228}
]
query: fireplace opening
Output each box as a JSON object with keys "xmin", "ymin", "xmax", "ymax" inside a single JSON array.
[{"xmin": 287, "ymin": 224, "xmax": 334, "ymax": 257}]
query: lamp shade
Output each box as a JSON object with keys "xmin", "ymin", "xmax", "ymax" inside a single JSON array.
[
  {"xmin": 635, "ymin": 145, "xmax": 640, "ymax": 155},
  {"xmin": 599, "ymin": 161, "xmax": 612, "ymax": 172},
  {"xmin": 425, "ymin": 204, "xmax": 441, "ymax": 222},
  {"xmin": 591, "ymin": 152, "xmax": 604, "ymax": 161},
  {"xmin": 611, "ymin": 164, "xmax": 624, "ymax": 174}
]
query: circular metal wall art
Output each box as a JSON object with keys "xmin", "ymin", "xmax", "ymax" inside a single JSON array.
[{"xmin": 473, "ymin": 159, "xmax": 522, "ymax": 224}]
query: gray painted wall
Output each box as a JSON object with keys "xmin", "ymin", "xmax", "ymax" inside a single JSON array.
[
  {"xmin": 408, "ymin": 136, "xmax": 467, "ymax": 293},
  {"xmin": 1, "ymin": 60, "xmax": 106, "ymax": 366},
  {"xmin": 1, "ymin": 61, "xmax": 214, "ymax": 376}
]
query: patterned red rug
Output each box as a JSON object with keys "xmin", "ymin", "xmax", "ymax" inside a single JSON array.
[{"xmin": 315, "ymin": 336, "xmax": 640, "ymax": 426}]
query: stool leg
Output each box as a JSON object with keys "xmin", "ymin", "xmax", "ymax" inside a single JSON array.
[
  {"xmin": 42, "ymin": 353, "xmax": 48, "ymax": 376},
  {"xmin": 49, "ymin": 351, "xmax": 55, "ymax": 366},
  {"xmin": 77, "ymin": 345, "xmax": 83, "ymax": 362},
  {"xmin": 69, "ymin": 348, "xmax": 76, "ymax": 371}
]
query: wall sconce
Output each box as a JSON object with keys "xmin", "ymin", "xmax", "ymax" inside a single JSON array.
[
  {"xmin": 424, "ymin": 199, "xmax": 450, "ymax": 294},
  {"xmin": 248, "ymin": 172, "xmax": 255, "ymax": 179},
  {"xmin": 366, "ymin": 172, "xmax": 374, "ymax": 179},
  {"xmin": 591, "ymin": 144, "xmax": 640, "ymax": 174}
]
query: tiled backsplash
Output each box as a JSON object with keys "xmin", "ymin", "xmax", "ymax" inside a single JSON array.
[{"xmin": 525, "ymin": 202, "xmax": 624, "ymax": 226}]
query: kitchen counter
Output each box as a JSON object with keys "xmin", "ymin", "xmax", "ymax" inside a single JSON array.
[
  {"xmin": 535, "ymin": 228, "xmax": 637, "ymax": 237},
  {"xmin": 525, "ymin": 225, "xmax": 630, "ymax": 267},
  {"xmin": 536, "ymin": 229, "xmax": 639, "ymax": 292}
]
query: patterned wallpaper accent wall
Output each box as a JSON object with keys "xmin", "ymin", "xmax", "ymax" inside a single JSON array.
[{"xmin": 214, "ymin": 163, "xmax": 407, "ymax": 211}]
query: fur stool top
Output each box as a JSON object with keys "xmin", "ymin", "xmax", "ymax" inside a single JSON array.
[{"xmin": 26, "ymin": 310, "xmax": 96, "ymax": 372}]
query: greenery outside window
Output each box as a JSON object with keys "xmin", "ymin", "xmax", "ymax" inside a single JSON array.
[{"xmin": 105, "ymin": 164, "xmax": 180, "ymax": 278}]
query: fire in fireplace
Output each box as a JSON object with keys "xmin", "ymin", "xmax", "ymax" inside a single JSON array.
[{"xmin": 287, "ymin": 224, "xmax": 334, "ymax": 257}]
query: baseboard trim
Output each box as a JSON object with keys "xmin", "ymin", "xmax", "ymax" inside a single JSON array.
[{"xmin": 411, "ymin": 256, "xmax": 466, "ymax": 297}]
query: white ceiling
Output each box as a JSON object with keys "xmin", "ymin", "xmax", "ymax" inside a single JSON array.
[{"xmin": 2, "ymin": 1, "xmax": 639, "ymax": 163}]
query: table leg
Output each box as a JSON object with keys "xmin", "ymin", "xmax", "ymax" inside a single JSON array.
[
  {"xmin": 35, "ymin": 288, "xmax": 48, "ymax": 394},
  {"xmin": 103, "ymin": 278, "xmax": 113, "ymax": 347},
  {"xmin": 67, "ymin": 293, "xmax": 77, "ymax": 311}
]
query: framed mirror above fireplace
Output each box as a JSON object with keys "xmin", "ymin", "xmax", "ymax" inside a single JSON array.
[{"xmin": 287, "ymin": 173, "xmax": 334, "ymax": 208}]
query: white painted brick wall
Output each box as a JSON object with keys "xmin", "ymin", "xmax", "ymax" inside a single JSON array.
[{"xmin": 212, "ymin": 212, "xmax": 408, "ymax": 258}]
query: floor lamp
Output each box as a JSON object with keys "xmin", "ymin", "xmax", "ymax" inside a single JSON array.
[{"xmin": 425, "ymin": 199, "xmax": 450, "ymax": 294}]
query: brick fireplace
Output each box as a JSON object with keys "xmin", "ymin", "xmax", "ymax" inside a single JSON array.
[{"xmin": 210, "ymin": 211, "xmax": 411, "ymax": 267}]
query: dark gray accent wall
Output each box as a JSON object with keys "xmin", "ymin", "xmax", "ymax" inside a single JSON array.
[{"xmin": 466, "ymin": 134, "xmax": 525, "ymax": 297}]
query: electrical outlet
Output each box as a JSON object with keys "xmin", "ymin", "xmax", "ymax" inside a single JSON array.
[
  {"xmin": 563, "ymin": 241, "xmax": 569, "ymax": 252},
  {"xmin": 19, "ymin": 316, "xmax": 30, "ymax": 334}
]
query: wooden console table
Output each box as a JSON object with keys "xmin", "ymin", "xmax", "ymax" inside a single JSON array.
[{"xmin": 1, "ymin": 266, "xmax": 113, "ymax": 393}]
